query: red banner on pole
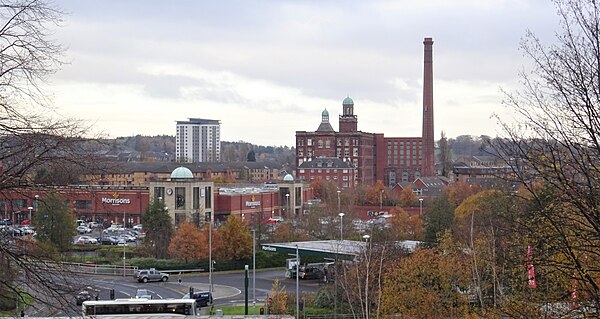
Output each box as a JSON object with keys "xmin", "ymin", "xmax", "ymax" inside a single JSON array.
[{"xmin": 527, "ymin": 245, "xmax": 537, "ymax": 289}]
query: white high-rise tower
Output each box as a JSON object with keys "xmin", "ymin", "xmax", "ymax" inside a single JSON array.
[{"xmin": 176, "ymin": 118, "xmax": 221, "ymax": 163}]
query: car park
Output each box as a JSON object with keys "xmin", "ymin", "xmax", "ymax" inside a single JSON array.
[
  {"xmin": 182, "ymin": 291, "xmax": 212, "ymax": 307},
  {"xmin": 134, "ymin": 268, "xmax": 169, "ymax": 283}
]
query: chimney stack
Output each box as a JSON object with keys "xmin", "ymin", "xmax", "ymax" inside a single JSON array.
[{"xmin": 422, "ymin": 37, "xmax": 435, "ymax": 176}]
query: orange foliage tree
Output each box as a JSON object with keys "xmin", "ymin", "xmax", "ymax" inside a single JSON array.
[
  {"xmin": 446, "ymin": 181, "xmax": 480, "ymax": 207},
  {"xmin": 168, "ymin": 222, "xmax": 204, "ymax": 262},
  {"xmin": 365, "ymin": 180, "xmax": 386, "ymax": 206},
  {"xmin": 380, "ymin": 233, "xmax": 473, "ymax": 318},
  {"xmin": 398, "ymin": 186, "xmax": 418, "ymax": 207},
  {"xmin": 195, "ymin": 223, "xmax": 222, "ymax": 260},
  {"xmin": 216, "ymin": 215, "xmax": 252, "ymax": 260},
  {"xmin": 388, "ymin": 208, "xmax": 424, "ymax": 241}
]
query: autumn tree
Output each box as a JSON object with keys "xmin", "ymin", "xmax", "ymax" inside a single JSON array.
[
  {"xmin": 269, "ymin": 278, "xmax": 290, "ymax": 315},
  {"xmin": 398, "ymin": 186, "xmax": 418, "ymax": 207},
  {"xmin": 169, "ymin": 222, "xmax": 204, "ymax": 263},
  {"xmin": 217, "ymin": 215, "xmax": 252, "ymax": 260},
  {"xmin": 380, "ymin": 233, "xmax": 473, "ymax": 318},
  {"xmin": 490, "ymin": 0, "xmax": 600, "ymax": 312},
  {"xmin": 364, "ymin": 180, "xmax": 386, "ymax": 207},
  {"xmin": 143, "ymin": 198, "xmax": 174, "ymax": 259},
  {"xmin": 385, "ymin": 208, "xmax": 423, "ymax": 241}
]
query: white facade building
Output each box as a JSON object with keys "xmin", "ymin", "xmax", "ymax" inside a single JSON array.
[{"xmin": 175, "ymin": 118, "xmax": 221, "ymax": 163}]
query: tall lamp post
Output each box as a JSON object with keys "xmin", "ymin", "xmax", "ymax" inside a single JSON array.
[
  {"xmin": 362, "ymin": 234, "xmax": 371, "ymax": 319},
  {"xmin": 123, "ymin": 210, "xmax": 126, "ymax": 277},
  {"xmin": 379, "ymin": 190, "xmax": 384, "ymax": 210},
  {"xmin": 252, "ymin": 229, "xmax": 256, "ymax": 316},
  {"xmin": 285, "ymin": 193, "xmax": 290, "ymax": 217},
  {"xmin": 419, "ymin": 198, "xmax": 423, "ymax": 217},
  {"xmin": 209, "ymin": 210, "xmax": 213, "ymax": 292},
  {"xmin": 27, "ymin": 206, "xmax": 33, "ymax": 222},
  {"xmin": 335, "ymin": 190, "xmax": 342, "ymax": 319},
  {"xmin": 338, "ymin": 213, "xmax": 345, "ymax": 242}
]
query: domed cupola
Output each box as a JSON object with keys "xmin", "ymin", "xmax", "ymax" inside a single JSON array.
[
  {"xmin": 317, "ymin": 108, "xmax": 335, "ymax": 132},
  {"xmin": 170, "ymin": 166, "xmax": 194, "ymax": 179}
]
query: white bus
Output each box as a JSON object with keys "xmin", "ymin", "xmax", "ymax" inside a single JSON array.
[{"xmin": 82, "ymin": 298, "xmax": 198, "ymax": 317}]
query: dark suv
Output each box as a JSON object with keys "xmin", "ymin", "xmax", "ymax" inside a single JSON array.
[
  {"xmin": 133, "ymin": 268, "xmax": 169, "ymax": 283},
  {"xmin": 183, "ymin": 291, "xmax": 213, "ymax": 307},
  {"xmin": 299, "ymin": 266, "xmax": 324, "ymax": 280}
]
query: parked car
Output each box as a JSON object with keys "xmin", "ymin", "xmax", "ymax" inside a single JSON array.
[
  {"xmin": 74, "ymin": 235, "xmax": 98, "ymax": 245},
  {"xmin": 77, "ymin": 225, "xmax": 92, "ymax": 234},
  {"xmin": 97, "ymin": 236, "xmax": 118, "ymax": 245},
  {"xmin": 0, "ymin": 219, "xmax": 13, "ymax": 226},
  {"xmin": 18, "ymin": 225, "xmax": 35, "ymax": 235},
  {"xmin": 133, "ymin": 224, "xmax": 143, "ymax": 231},
  {"xmin": 133, "ymin": 268, "xmax": 169, "ymax": 283},
  {"xmin": 182, "ymin": 291, "xmax": 213, "ymax": 307},
  {"xmin": 135, "ymin": 289, "xmax": 152, "ymax": 299}
]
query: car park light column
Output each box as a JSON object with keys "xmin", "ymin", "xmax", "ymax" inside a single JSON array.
[
  {"xmin": 209, "ymin": 210, "xmax": 213, "ymax": 292},
  {"xmin": 123, "ymin": 210, "xmax": 126, "ymax": 277}
]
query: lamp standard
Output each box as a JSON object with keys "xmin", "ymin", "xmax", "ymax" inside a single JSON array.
[
  {"xmin": 123, "ymin": 210, "xmax": 126, "ymax": 277},
  {"xmin": 379, "ymin": 190, "xmax": 384, "ymax": 210},
  {"xmin": 27, "ymin": 206, "xmax": 33, "ymax": 222},
  {"xmin": 295, "ymin": 244, "xmax": 300, "ymax": 319},
  {"xmin": 419, "ymin": 198, "xmax": 423, "ymax": 217},
  {"xmin": 285, "ymin": 193, "xmax": 290, "ymax": 217},
  {"xmin": 338, "ymin": 213, "xmax": 345, "ymax": 242},
  {"xmin": 209, "ymin": 210, "xmax": 213, "ymax": 292},
  {"xmin": 335, "ymin": 190, "xmax": 342, "ymax": 319},
  {"xmin": 362, "ymin": 234, "xmax": 371, "ymax": 319},
  {"xmin": 252, "ymin": 229, "xmax": 256, "ymax": 316}
]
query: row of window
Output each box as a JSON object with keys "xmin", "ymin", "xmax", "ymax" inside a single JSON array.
[{"xmin": 297, "ymin": 138, "xmax": 360, "ymax": 147}]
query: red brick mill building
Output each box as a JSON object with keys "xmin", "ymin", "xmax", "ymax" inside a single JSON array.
[{"xmin": 295, "ymin": 38, "xmax": 436, "ymax": 188}]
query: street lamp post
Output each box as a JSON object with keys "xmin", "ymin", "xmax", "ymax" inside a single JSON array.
[
  {"xmin": 123, "ymin": 210, "xmax": 126, "ymax": 277},
  {"xmin": 285, "ymin": 193, "xmax": 290, "ymax": 217},
  {"xmin": 252, "ymin": 229, "xmax": 256, "ymax": 316},
  {"xmin": 296, "ymin": 244, "xmax": 300, "ymax": 319},
  {"xmin": 338, "ymin": 213, "xmax": 345, "ymax": 242},
  {"xmin": 209, "ymin": 210, "xmax": 213, "ymax": 292},
  {"xmin": 379, "ymin": 190, "xmax": 384, "ymax": 210},
  {"xmin": 335, "ymin": 190, "xmax": 341, "ymax": 319},
  {"xmin": 27, "ymin": 206, "xmax": 33, "ymax": 223},
  {"xmin": 419, "ymin": 198, "xmax": 423, "ymax": 217},
  {"xmin": 362, "ymin": 234, "xmax": 371, "ymax": 319}
]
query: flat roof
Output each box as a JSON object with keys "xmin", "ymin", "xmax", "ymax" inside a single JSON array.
[{"xmin": 261, "ymin": 239, "xmax": 422, "ymax": 260}]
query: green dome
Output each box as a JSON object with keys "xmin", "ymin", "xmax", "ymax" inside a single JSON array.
[
  {"xmin": 322, "ymin": 109, "xmax": 329, "ymax": 117},
  {"xmin": 343, "ymin": 96, "xmax": 354, "ymax": 105},
  {"xmin": 170, "ymin": 166, "xmax": 193, "ymax": 179}
]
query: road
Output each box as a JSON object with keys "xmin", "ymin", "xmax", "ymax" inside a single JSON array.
[{"xmin": 28, "ymin": 268, "xmax": 324, "ymax": 317}]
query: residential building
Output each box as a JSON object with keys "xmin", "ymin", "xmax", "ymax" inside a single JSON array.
[{"xmin": 176, "ymin": 118, "xmax": 221, "ymax": 163}]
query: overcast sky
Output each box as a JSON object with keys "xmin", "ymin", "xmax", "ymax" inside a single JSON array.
[{"xmin": 48, "ymin": 0, "xmax": 560, "ymax": 146}]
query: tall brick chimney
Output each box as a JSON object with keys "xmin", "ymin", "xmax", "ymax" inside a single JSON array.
[{"xmin": 422, "ymin": 37, "xmax": 435, "ymax": 177}]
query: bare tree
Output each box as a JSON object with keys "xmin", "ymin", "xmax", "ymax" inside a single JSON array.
[
  {"xmin": 493, "ymin": 0, "xmax": 600, "ymax": 313},
  {"xmin": 0, "ymin": 0, "xmax": 106, "ymax": 315}
]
